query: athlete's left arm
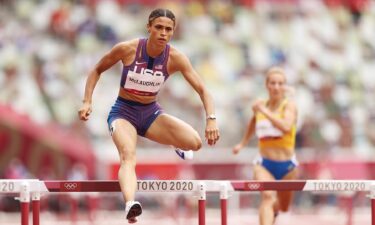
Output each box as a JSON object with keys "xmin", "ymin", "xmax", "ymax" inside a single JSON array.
[
  {"xmin": 257, "ymin": 101, "xmax": 297, "ymax": 133},
  {"xmin": 172, "ymin": 50, "xmax": 220, "ymax": 146}
]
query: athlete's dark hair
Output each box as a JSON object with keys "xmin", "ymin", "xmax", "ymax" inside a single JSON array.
[{"xmin": 148, "ymin": 8, "xmax": 176, "ymax": 26}]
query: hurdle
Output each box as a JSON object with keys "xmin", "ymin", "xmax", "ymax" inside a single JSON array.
[{"xmin": 1, "ymin": 179, "xmax": 375, "ymax": 225}]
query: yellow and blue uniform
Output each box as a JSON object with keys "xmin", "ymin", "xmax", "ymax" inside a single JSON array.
[{"xmin": 254, "ymin": 99, "xmax": 298, "ymax": 179}]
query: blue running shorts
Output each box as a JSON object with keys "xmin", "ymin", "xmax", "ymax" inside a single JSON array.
[{"xmin": 107, "ymin": 96, "xmax": 163, "ymax": 137}]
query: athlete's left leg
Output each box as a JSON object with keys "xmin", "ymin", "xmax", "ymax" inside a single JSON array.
[
  {"xmin": 276, "ymin": 168, "xmax": 298, "ymax": 213},
  {"xmin": 144, "ymin": 113, "xmax": 202, "ymax": 151}
]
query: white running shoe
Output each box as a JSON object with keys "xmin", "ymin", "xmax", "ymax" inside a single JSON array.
[
  {"xmin": 175, "ymin": 148, "xmax": 194, "ymax": 160},
  {"xmin": 125, "ymin": 201, "xmax": 142, "ymax": 223}
]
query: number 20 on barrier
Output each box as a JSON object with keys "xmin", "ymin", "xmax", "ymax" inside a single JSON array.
[{"xmin": 0, "ymin": 181, "xmax": 16, "ymax": 193}]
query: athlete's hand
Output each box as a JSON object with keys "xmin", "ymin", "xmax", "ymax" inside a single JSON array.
[
  {"xmin": 78, "ymin": 102, "xmax": 92, "ymax": 121},
  {"xmin": 232, "ymin": 143, "xmax": 243, "ymax": 155},
  {"xmin": 252, "ymin": 99, "xmax": 265, "ymax": 113},
  {"xmin": 205, "ymin": 120, "xmax": 220, "ymax": 146}
]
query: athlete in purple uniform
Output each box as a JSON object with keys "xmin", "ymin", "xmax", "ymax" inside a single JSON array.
[{"xmin": 78, "ymin": 8, "xmax": 220, "ymax": 223}]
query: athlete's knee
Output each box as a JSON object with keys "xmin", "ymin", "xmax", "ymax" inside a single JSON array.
[
  {"xmin": 190, "ymin": 135, "xmax": 202, "ymax": 151},
  {"xmin": 176, "ymin": 131, "xmax": 202, "ymax": 151},
  {"xmin": 118, "ymin": 147, "xmax": 136, "ymax": 165},
  {"xmin": 261, "ymin": 191, "xmax": 276, "ymax": 203},
  {"xmin": 181, "ymin": 131, "xmax": 202, "ymax": 151}
]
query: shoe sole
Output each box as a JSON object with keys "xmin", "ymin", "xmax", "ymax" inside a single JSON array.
[{"xmin": 126, "ymin": 203, "xmax": 143, "ymax": 220}]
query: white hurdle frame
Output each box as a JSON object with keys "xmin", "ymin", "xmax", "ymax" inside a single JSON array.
[{"xmin": 1, "ymin": 179, "xmax": 375, "ymax": 225}]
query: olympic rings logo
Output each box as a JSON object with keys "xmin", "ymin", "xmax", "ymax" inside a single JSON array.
[
  {"xmin": 247, "ymin": 183, "xmax": 261, "ymax": 190},
  {"xmin": 63, "ymin": 182, "xmax": 78, "ymax": 190}
]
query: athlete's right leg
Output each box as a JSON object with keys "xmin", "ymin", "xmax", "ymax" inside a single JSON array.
[
  {"xmin": 253, "ymin": 164, "xmax": 278, "ymax": 225},
  {"xmin": 110, "ymin": 119, "xmax": 140, "ymax": 222}
]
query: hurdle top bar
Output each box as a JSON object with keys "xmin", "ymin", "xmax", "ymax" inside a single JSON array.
[
  {"xmin": 1, "ymin": 179, "xmax": 374, "ymax": 193},
  {"xmin": 0, "ymin": 179, "xmax": 48, "ymax": 193},
  {"xmin": 231, "ymin": 180, "xmax": 373, "ymax": 192},
  {"xmin": 44, "ymin": 180, "xmax": 233, "ymax": 193}
]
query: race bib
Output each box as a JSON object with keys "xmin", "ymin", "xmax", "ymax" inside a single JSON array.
[
  {"xmin": 124, "ymin": 70, "xmax": 165, "ymax": 94},
  {"xmin": 256, "ymin": 120, "xmax": 283, "ymax": 138}
]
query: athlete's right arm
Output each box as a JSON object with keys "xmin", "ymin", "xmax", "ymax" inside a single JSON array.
[
  {"xmin": 78, "ymin": 41, "xmax": 133, "ymax": 121},
  {"xmin": 232, "ymin": 115, "xmax": 256, "ymax": 154}
]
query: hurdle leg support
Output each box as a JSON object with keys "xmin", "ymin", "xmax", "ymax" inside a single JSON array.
[
  {"xmin": 371, "ymin": 182, "xmax": 375, "ymax": 225},
  {"xmin": 31, "ymin": 192, "xmax": 41, "ymax": 225},
  {"xmin": 16, "ymin": 182, "xmax": 30, "ymax": 225},
  {"xmin": 220, "ymin": 183, "xmax": 229, "ymax": 225},
  {"xmin": 198, "ymin": 182, "xmax": 206, "ymax": 225}
]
